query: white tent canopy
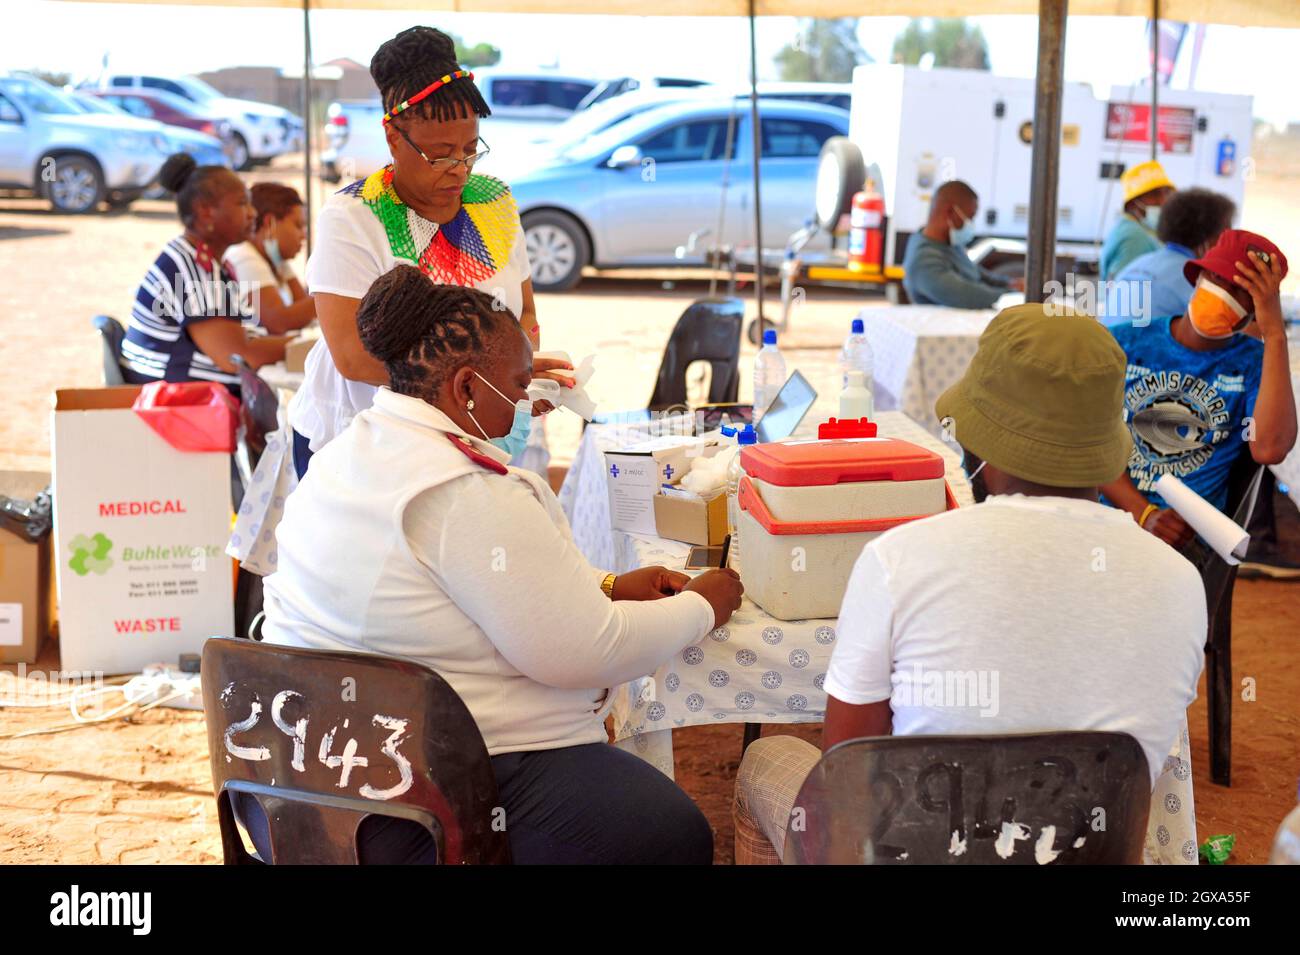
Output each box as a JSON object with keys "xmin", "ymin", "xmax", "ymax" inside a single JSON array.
[
  {"xmin": 57, "ymin": 0, "xmax": 1299, "ymax": 305},
  {"xmin": 52, "ymin": 0, "xmax": 1300, "ymax": 29}
]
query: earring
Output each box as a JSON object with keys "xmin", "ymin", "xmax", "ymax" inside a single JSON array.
[{"xmin": 466, "ymin": 399, "xmax": 475, "ymax": 410}]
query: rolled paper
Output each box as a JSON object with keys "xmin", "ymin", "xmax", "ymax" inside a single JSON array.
[{"xmin": 1154, "ymin": 474, "xmax": 1250, "ymax": 564}]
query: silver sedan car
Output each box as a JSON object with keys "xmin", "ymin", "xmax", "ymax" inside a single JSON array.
[
  {"xmin": 505, "ymin": 97, "xmax": 849, "ymax": 291},
  {"xmin": 0, "ymin": 74, "xmax": 170, "ymax": 213}
]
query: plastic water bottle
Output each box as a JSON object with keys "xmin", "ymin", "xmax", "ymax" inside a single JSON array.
[
  {"xmin": 839, "ymin": 369, "xmax": 874, "ymax": 420},
  {"xmin": 726, "ymin": 424, "xmax": 757, "ymax": 570},
  {"xmin": 753, "ymin": 329, "xmax": 787, "ymax": 421},
  {"xmin": 1269, "ymin": 780, "xmax": 1300, "ymax": 864},
  {"xmin": 841, "ymin": 317, "xmax": 874, "ymax": 392}
]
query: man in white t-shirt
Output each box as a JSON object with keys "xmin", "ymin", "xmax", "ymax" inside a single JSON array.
[{"xmin": 732, "ymin": 303, "xmax": 1207, "ymax": 864}]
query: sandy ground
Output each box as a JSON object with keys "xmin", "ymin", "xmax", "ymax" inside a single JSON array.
[{"xmin": 1, "ymin": 155, "xmax": 1298, "ymax": 865}]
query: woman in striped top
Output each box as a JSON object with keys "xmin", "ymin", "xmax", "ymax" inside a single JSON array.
[{"xmin": 123, "ymin": 154, "xmax": 290, "ymax": 399}]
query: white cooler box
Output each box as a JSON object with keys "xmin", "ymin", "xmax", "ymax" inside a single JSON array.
[{"xmin": 737, "ymin": 436, "xmax": 957, "ymax": 620}]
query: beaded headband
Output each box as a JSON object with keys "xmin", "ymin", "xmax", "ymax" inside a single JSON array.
[{"xmin": 381, "ymin": 70, "xmax": 474, "ymax": 126}]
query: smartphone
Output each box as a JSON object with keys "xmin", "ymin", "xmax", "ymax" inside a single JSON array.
[{"xmin": 685, "ymin": 545, "xmax": 725, "ymax": 570}]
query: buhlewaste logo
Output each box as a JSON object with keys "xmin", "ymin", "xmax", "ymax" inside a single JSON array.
[{"xmin": 68, "ymin": 532, "xmax": 114, "ymax": 576}]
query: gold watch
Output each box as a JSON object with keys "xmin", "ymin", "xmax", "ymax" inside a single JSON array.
[{"xmin": 601, "ymin": 573, "xmax": 617, "ymax": 599}]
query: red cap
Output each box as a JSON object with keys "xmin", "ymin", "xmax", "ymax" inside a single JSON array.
[{"xmin": 1184, "ymin": 229, "xmax": 1288, "ymax": 287}]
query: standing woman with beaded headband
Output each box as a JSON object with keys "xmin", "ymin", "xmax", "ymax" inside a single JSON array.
[{"xmin": 288, "ymin": 25, "xmax": 571, "ymax": 478}]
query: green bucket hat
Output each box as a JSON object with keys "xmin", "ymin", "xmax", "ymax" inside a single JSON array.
[{"xmin": 934, "ymin": 303, "xmax": 1133, "ymax": 487}]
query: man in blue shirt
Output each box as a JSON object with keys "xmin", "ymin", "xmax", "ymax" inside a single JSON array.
[
  {"xmin": 1101, "ymin": 230, "xmax": 1295, "ymax": 550},
  {"xmin": 901, "ymin": 180, "xmax": 1022, "ymax": 309},
  {"xmin": 1103, "ymin": 188, "xmax": 1236, "ymax": 327},
  {"xmin": 1100, "ymin": 160, "xmax": 1175, "ymax": 281}
]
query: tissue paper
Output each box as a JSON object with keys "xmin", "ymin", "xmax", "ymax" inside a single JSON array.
[{"xmin": 533, "ymin": 350, "xmax": 597, "ymax": 420}]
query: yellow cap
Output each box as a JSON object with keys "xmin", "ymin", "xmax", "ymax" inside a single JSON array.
[{"xmin": 1122, "ymin": 160, "xmax": 1174, "ymax": 204}]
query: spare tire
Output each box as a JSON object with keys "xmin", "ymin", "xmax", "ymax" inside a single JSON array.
[{"xmin": 814, "ymin": 137, "xmax": 866, "ymax": 231}]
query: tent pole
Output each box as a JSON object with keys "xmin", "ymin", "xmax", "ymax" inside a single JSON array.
[
  {"xmin": 1025, "ymin": 0, "xmax": 1067, "ymax": 304},
  {"xmin": 303, "ymin": 0, "xmax": 314, "ymax": 255},
  {"xmin": 748, "ymin": 0, "xmax": 765, "ymax": 324},
  {"xmin": 1150, "ymin": 0, "xmax": 1159, "ymax": 161}
]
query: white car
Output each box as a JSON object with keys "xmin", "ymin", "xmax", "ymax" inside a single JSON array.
[
  {"xmin": 574, "ymin": 75, "xmax": 709, "ymax": 111},
  {"xmin": 87, "ymin": 74, "xmax": 302, "ymax": 170},
  {"xmin": 320, "ymin": 71, "xmax": 602, "ymax": 183},
  {"xmin": 0, "ymin": 74, "xmax": 170, "ymax": 213},
  {"xmin": 473, "ymin": 69, "xmax": 599, "ymax": 121}
]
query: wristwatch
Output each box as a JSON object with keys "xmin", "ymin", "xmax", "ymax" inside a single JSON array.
[{"xmin": 601, "ymin": 573, "xmax": 617, "ymax": 599}]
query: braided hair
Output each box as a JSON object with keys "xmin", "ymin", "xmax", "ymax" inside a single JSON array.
[
  {"xmin": 357, "ymin": 265, "xmax": 520, "ymax": 400},
  {"xmin": 370, "ymin": 26, "xmax": 491, "ymax": 124},
  {"xmin": 160, "ymin": 153, "xmax": 233, "ymax": 228}
]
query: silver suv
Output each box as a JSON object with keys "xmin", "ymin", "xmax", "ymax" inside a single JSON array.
[{"xmin": 0, "ymin": 74, "xmax": 169, "ymax": 213}]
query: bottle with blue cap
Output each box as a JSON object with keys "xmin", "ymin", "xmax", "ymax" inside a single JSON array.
[
  {"xmin": 753, "ymin": 328, "xmax": 787, "ymax": 422},
  {"xmin": 726, "ymin": 423, "xmax": 757, "ymax": 570},
  {"xmin": 841, "ymin": 317, "xmax": 874, "ymax": 391}
]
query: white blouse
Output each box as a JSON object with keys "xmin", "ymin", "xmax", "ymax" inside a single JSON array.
[
  {"xmin": 262, "ymin": 389, "xmax": 714, "ymax": 755},
  {"xmin": 288, "ymin": 186, "xmax": 531, "ymax": 452}
]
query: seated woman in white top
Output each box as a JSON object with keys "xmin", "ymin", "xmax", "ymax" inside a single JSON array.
[
  {"xmin": 223, "ymin": 182, "xmax": 316, "ymax": 333},
  {"xmin": 258, "ymin": 265, "xmax": 745, "ymax": 864}
]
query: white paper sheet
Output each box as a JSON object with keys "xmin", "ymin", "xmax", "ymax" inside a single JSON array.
[{"xmin": 1154, "ymin": 474, "xmax": 1250, "ymax": 564}]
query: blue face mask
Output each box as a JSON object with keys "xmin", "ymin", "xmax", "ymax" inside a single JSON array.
[
  {"xmin": 950, "ymin": 208, "xmax": 976, "ymax": 248},
  {"xmin": 468, "ymin": 371, "xmax": 531, "ymax": 460},
  {"xmin": 264, "ymin": 236, "xmax": 284, "ymax": 272}
]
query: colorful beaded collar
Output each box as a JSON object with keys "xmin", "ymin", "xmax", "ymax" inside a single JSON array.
[{"xmin": 340, "ymin": 165, "xmax": 516, "ymax": 286}]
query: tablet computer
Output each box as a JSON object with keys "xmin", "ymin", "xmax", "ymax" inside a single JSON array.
[{"xmin": 755, "ymin": 369, "xmax": 818, "ymax": 443}]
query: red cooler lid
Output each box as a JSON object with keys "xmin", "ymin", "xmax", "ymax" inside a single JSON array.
[{"xmin": 740, "ymin": 437, "xmax": 945, "ymax": 487}]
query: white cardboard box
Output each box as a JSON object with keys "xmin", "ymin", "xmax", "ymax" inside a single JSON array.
[
  {"xmin": 604, "ymin": 435, "xmax": 721, "ymax": 537},
  {"xmin": 51, "ymin": 387, "xmax": 235, "ymax": 674}
]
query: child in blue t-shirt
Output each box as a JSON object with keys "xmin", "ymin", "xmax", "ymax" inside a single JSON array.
[{"xmin": 1100, "ymin": 230, "xmax": 1295, "ymax": 550}]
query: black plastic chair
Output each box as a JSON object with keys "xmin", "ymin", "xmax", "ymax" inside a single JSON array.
[
  {"xmin": 202, "ymin": 637, "xmax": 511, "ymax": 865},
  {"xmin": 783, "ymin": 732, "xmax": 1150, "ymax": 865},
  {"xmin": 92, "ymin": 314, "xmax": 127, "ymax": 386},
  {"xmin": 1186, "ymin": 458, "xmax": 1266, "ymax": 788},
  {"xmin": 647, "ymin": 297, "xmax": 744, "ymax": 411}
]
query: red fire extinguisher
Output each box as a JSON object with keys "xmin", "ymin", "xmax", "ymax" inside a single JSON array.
[{"xmin": 848, "ymin": 180, "xmax": 885, "ymax": 273}]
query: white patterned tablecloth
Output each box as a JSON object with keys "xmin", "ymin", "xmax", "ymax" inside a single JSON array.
[
  {"xmin": 855, "ymin": 306, "xmax": 994, "ymax": 438},
  {"xmin": 561, "ymin": 407, "xmax": 1198, "ymax": 864}
]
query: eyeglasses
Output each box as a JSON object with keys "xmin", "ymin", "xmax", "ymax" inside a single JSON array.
[{"xmin": 394, "ymin": 124, "xmax": 490, "ymax": 175}]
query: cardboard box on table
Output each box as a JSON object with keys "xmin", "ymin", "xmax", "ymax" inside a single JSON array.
[
  {"xmin": 284, "ymin": 328, "xmax": 320, "ymax": 374},
  {"xmin": 0, "ymin": 471, "xmax": 55, "ymax": 665},
  {"xmin": 51, "ymin": 387, "xmax": 235, "ymax": 675},
  {"xmin": 653, "ymin": 490, "xmax": 729, "ymax": 546},
  {"xmin": 604, "ymin": 435, "xmax": 722, "ymax": 537}
]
